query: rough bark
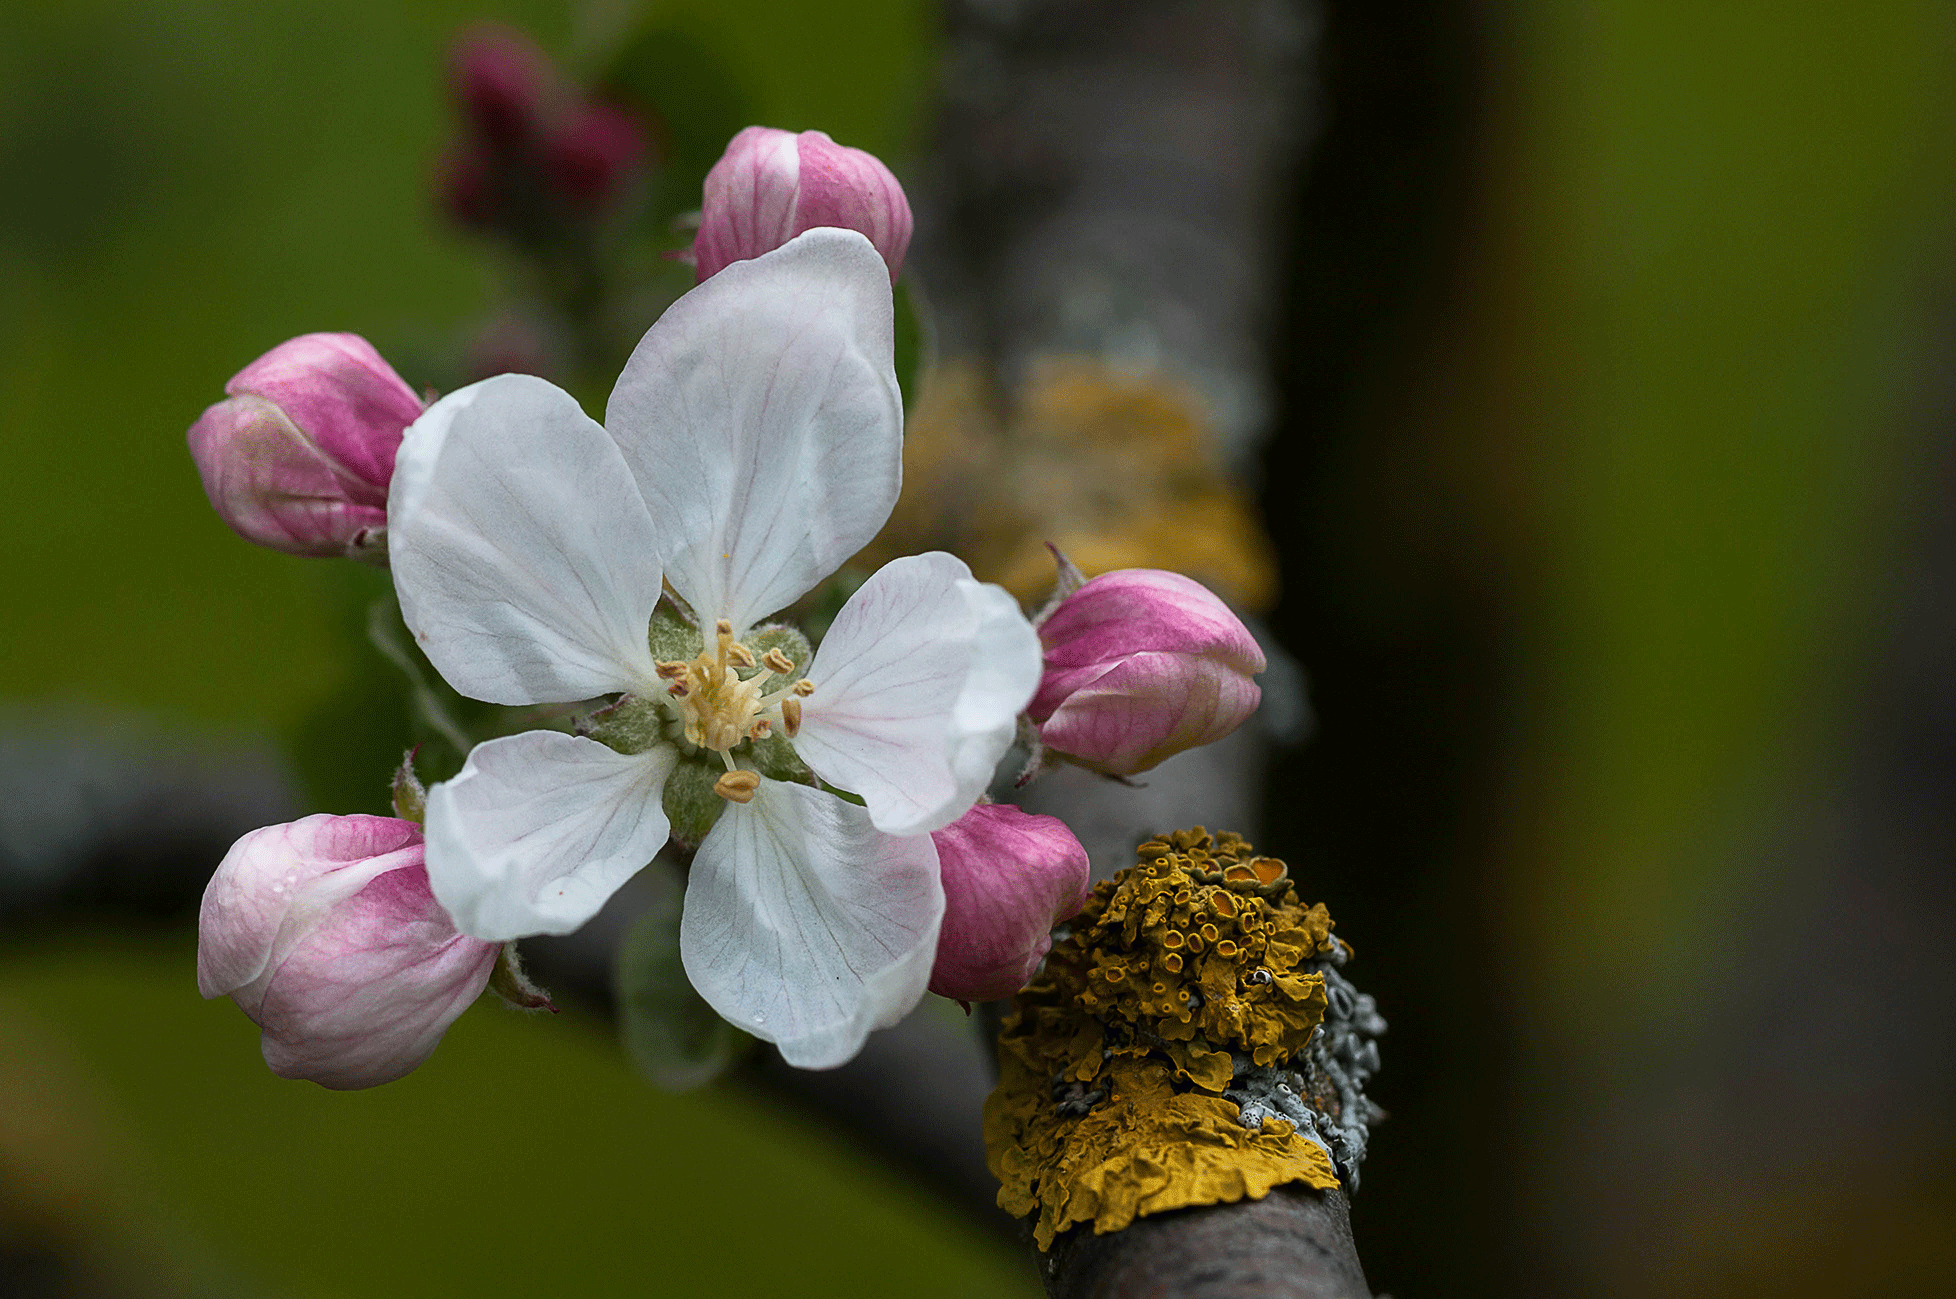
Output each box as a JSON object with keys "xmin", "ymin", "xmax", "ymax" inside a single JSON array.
[{"xmin": 1039, "ymin": 1186, "xmax": 1370, "ymax": 1299}]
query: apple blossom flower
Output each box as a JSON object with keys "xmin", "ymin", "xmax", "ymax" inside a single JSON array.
[
  {"xmin": 388, "ymin": 228, "xmax": 1042, "ymax": 1068},
  {"xmin": 694, "ymin": 127, "xmax": 912, "ymax": 284},
  {"xmin": 928, "ymin": 803, "xmax": 1090, "ymax": 1002},
  {"xmin": 1030, "ymin": 568, "xmax": 1266, "ymax": 776},
  {"xmin": 186, "ymin": 333, "xmax": 422, "ymax": 559},
  {"xmin": 197, "ymin": 814, "xmax": 498, "ymax": 1089}
]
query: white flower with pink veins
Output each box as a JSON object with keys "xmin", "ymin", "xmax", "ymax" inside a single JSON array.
[{"xmin": 387, "ymin": 229, "xmax": 1042, "ymax": 1068}]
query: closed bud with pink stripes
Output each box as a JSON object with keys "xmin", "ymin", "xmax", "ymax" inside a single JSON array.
[
  {"xmin": 1030, "ymin": 569, "xmax": 1265, "ymax": 776},
  {"xmin": 693, "ymin": 126, "xmax": 911, "ymax": 284}
]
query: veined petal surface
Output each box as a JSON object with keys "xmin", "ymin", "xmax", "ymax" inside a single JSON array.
[
  {"xmin": 680, "ymin": 779, "xmax": 942, "ymax": 1069},
  {"xmin": 390, "ymin": 374, "xmax": 666, "ymax": 705},
  {"xmin": 424, "ymin": 730, "xmax": 675, "ymax": 940},
  {"xmin": 794, "ymin": 552, "xmax": 1043, "ymax": 836},
  {"xmin": 605, "ymin": 228, "xmax": 900, "ymax": 632}
]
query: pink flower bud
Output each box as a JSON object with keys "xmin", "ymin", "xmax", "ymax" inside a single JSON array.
[
  {"xmin": 929, "ymin": 804, "xmax": 1090, "ymax": 1002},
  {"xmin": 438, "ymin": 151, "xmax": 498, "ymax": 229},
  {"xmin": 1030, "ymin": 569, "xmax": 1266, "ymax": 776},
  {"xmin": 186, "ymin": 333, "xmax": 422, "ymax": 558},
  {"xmin": 452, "ymin": 25, "xmax": 550, "ymax": 150},
  {"xmin": 693, "ymin": 126, "xmax": 912, "ymax": 284},
  {"xmin": 197, "ymin": 814, "xmax": 498, "ymax": 1090},
  {"xmin": 545, "ymin": 101, "xmax": 648, "ymax": 213}
]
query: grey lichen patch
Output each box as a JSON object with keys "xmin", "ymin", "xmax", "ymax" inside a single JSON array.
[{"xmin": 1224, "ymin": 945, "xmax": 1386, "ymax": 1187}]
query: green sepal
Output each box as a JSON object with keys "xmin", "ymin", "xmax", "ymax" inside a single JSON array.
[
  {"xmin": 391, "ymin": 748, "xmax": 427, "ymax": 823},
  {"xmin": 488, "ymin": 942, "xmax": 556, "ymax": 1012},
  {"xmin": 748, "ymin": 732, "xmax": 813, "ymax": 785},
  {"xmin": 745, "ymin": 622, "xmax": 812, "ymax": 675},
  {"xmin": 662, "ymin": 753, "xmax": 729, "ymax": 848},
  {"xmin": 616, "ymin": 858, "xmax": 752, "ymax": 1091},
  {"xmin": 647, "ymin": 601, "xmax": 702, "ymax": 664},
  {"xmin": 580, "ymin": 695, "xmax": 669, "ymax": 756}
]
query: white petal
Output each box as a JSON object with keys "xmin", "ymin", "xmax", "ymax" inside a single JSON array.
[
  {"xmin": 680, "ymin": 779, "xmax": 942, "ymax": 1069},
  {"xmin": 390, "ymin": 373, "xmax": 665, "ymax": 705},
  {"xmin": 793, "ymin": 552, "xmax": 1044, "ymax": 836},
  {"xmin": 423, "ymin": 730, "xmax": 674, "ymax": 941},
  {"xmin": 605, "ymin": 228, "xmax": 900, "ymax": 631}
]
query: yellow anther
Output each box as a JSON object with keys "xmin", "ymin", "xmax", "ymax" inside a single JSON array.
[
  {"xmin": 713, "ymin": 771, "xmax": 761, "ymax": 803},
  {"xmin": 654, "ymin": 661, "xmax": 689, "ymax": 680},
  {"xmin": 780, "ymin": 697, "xmax": 802, "ymax": 737},
  {"xmin": 762, "ymin": 648, "xmax": 795, "ymax": 674},
  {"xmin": 792, "ymin": 678, "xmax": 815, "ymax": 697},
  {"xmin": 748, "ymin": 719, "xmax": 772, "ymax": 740},
  {"xmin": 667, "ymin": 681, "xmax": 689, "ymax": 698},
  {"xmin": 714, "ymin": 619, "xmax": 733, "ymax": 637},
  {"xmin": 727, "ymin": 641, "xmax": 756, "ymax": 669}
]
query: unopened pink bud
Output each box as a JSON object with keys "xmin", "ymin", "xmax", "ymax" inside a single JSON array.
[
  {"xmin": 186, "ymin": 333, "xmax": 422, "ymax": 558},
  {"xmin": 1030, "ymin": 569, "xmax": 1266, "ymax": 776},
  {"xmin": 929, "ymin": 804, "xmax": 1090, "ymax": 1002},
  {"xmin": 452, "ymin": 25, "xmax": 550, "ymax": 150},
  {"xmin": 694, "ymin": 126, "xmax": 912, "ymax": 284},
  {"xmin": 197, "ymin": 814, "xmax": 498, "ymax": 1090},
  {"xmin": 546, "ymin": 101, "xmax": 648, "ymax": 213}
]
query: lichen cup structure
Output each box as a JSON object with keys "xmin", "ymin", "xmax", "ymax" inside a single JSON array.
[{"xmin": 984, "ymin": 827, "xmax": 1386, "ymax": 1253}]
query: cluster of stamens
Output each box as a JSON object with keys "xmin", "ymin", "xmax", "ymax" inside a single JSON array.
[{"xmin": 654, "ymin": 620, "xmax": 814, "ymax": 804}]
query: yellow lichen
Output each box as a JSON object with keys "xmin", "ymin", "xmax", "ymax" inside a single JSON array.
[
  {"xmin": 859, "ymin": 359, "xmax": 1280, "ymax": 612},
  {"xmin": 984, "ymin": 828, "xmax": 1348, "ymax": 1249}
]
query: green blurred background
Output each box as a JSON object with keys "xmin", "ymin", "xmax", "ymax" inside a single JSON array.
[{"xmin": 5, "ymin": 0, "xmax": 1956, "ymax": 1295}]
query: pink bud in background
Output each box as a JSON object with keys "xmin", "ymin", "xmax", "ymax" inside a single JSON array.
[
  {"xmin": 546, "ymin": 101, "xmax": 648, "ymax": 213},
  {"xmin": 452, "ymin": 24, "xmax": 550, "ymax": 149},
  {"xmin": 438, "ymin": 151, "xmax": 497, "ymax": 229},
  {"xmin": 197, "ymin": 814, "xmax": 498, "ymax": 1090},
  {"xmin": 186, "ymin": 333, "xmax": 422, "ymax": 558},
  {"xmin": 929, "ymin": 804, "xmax": 1090, "ymax": 1002},
  {"xmin": 694, "ymin": 126, "xmax": 912, "ymax": 284},
  {"xmin": 1030, "ymin": 569, "xmax": 1266, "ymax": 776}
]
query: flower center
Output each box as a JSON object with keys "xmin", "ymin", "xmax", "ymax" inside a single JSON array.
[{"xmin": 656, "ymin": 619, "xmax": 813, "ymax": 800}]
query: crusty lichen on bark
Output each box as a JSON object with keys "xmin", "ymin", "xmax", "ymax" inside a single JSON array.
[{"xmin": 985, "ymin": 828, "xmax": 1382, "ymax": 1250}]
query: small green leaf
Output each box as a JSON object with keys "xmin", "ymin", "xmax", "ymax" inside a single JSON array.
[{"xmin": 615, "ymin": 859, "xmax": 750, "ymax": 1091}]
